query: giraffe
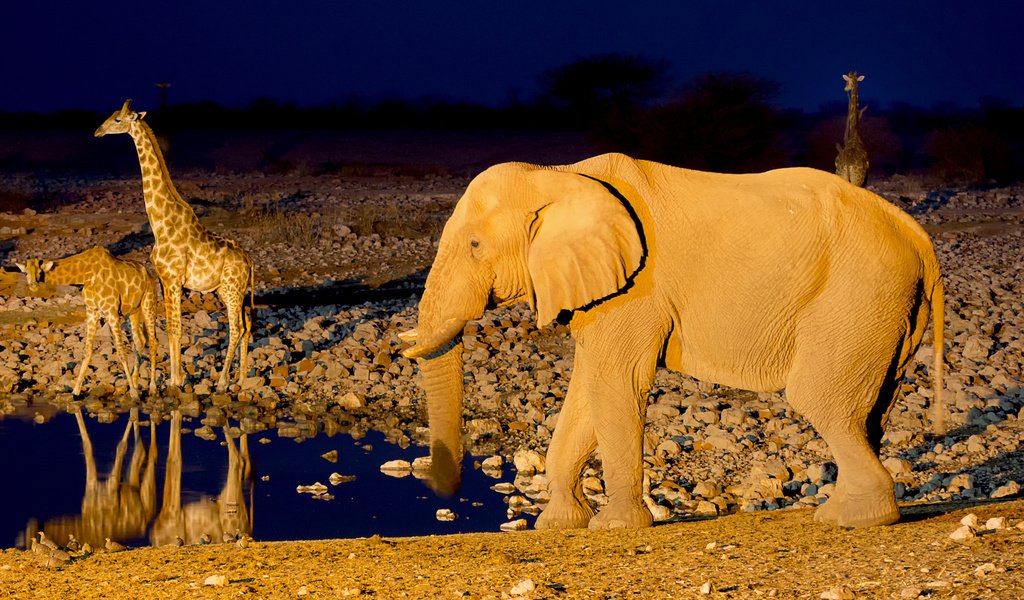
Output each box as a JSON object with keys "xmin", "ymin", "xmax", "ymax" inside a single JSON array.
[
  {"xmin": 17, "ymin": 247, "xmax": 158, "ymax": 399},
  {"xmin": 26, "ymin": 407, "xmax": 158, "ymax": 550},
  {"xmin": 95, "ymin": 100, "xmax": 255, "ymax": 391},
  {"xmin": 150, "ymin": 410, "xmax": 252, "ymax": 547},
  {"xmin": 835, "ymin": 71, "xmax": 869, "ymax": 187}
]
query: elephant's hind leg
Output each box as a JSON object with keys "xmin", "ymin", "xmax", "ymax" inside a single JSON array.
[
  {"xmin": 787, "ymin": 337, "xmax": 906, "ymax": 528},
  {"xmin": 535, "ymin": 369, "xmax": 597, "ymax": 530}
]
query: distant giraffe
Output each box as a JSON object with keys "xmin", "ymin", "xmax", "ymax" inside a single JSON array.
[
  {"xmin": 95, "ymin": 100, "xmax": 255, "ymax": 391},
  {"xmin": 17, "ymin": 247, "xmax": 158, "ymax": 398},
  {"xmin": 835, "ymin": 71, "xmax": 869, "ymax": 187}
]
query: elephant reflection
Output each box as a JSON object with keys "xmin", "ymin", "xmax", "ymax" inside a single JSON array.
[
  {"xmin": 150, "ymin": 410, "xmax": 252, "ymax": 546},
  {"xmin": 27, "ymin": 407, "xmax": 157, "ymax": 549}
]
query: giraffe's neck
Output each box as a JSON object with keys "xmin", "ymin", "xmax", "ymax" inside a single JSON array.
[
  {"xmin": 844, "ymin": 86, "xmax": 861, "ymax": 142},
  {"xmin": 128, "ymin": 122, "xmax": 199, "ymax": 243},
  {"xmin": 45, "ymin": 250, "xmax": 100, "ymax": 286}
]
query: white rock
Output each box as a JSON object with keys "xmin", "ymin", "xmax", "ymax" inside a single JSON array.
[
  {"xmin": 411, "ymin": 456, "xmax": 432, "ymax": 471},
  {"xmin": 296, "ymin": 482, "xmax": 328, "ymax": 495},
  {"xmin": 500, "ymin": 519, "xmax": 528, "ymax": 532},
  {"xmin": 949, "ymin": 525, "xmax": 976, "ymax": 541},
  {"xmin": 991, "ymin": 481, "xmax": 1020, "ymax": 498},
  {"xmin": 984, "ymin": 516, "xmax": 1006, "ymax": 530},
  {"xmin": 960, "ymin": 513, "xmax": 979, "ymax": 528},
  {"xmin": 961, "ymin": 335, "xmax": 992, "ymax": 361},
  {"xmin": 491, "ymin": 482, "xmax": 516, "ymax": 494},
  {"xmin": 338, "ymin": 392, "xmax": 364, "ymax": 410},
  {"xmin": 481, "ymin": 455, "xmax": 503, "ymax": 470},
  {"xmin": 379, "ymin": 460, "xmax": 412, "ymax": 477},
  {"xmin": 204, "ymin": 574, "xmax": 228, "ymax": 586},
  {"xmin": 643, "ymin": 497, "xmax": 671, "ymax": 522},
  {"xmin": 435, "ymin": 508, "xmax": 457, "ymax": 522},
  {"xmin": 509, "ymin": 578, "xmax": 535, "ymax": 596},
  {"xmin": 699, "ymin": 581, "xmax": 714, "ymax": 594},
  {"xmin": 882, "ymin": 457, "xmax": 913, "ymax": 476},
  {"xmin": 974, "ymin": 562, "xmax": 998, "ymax": 577},
  {"xmin": 694, "ymin": 501, "xmax": 719, "ymax": 516},
  {"xmin": 820, "ymin": 587, "xmax": 854, "ymax": 600},
  {"xmin": 513, "ymin": 448, "xmax": 546, "ymax": 474}
]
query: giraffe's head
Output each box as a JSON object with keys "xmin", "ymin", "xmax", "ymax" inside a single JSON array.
[
  {"xmin": 15, "ymin": 259, "xmax": 53, "ymax": 290},
  {"xmin": 94, "ymin": 99, "xmax": 146, "ymax": 137},
  {"xmin": 842, "ymin": 71, "xmax": 864, "ymax": 93}
]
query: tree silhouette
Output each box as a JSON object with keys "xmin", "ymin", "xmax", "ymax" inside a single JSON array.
[{"xmin": 539, "ymin": 54, "xmax": 670, "ymax": 129}]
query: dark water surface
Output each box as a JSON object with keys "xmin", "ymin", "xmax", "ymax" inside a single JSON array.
[{"xmin": 0, "ymin": 408, "xmax": 520, "ymax": 549}]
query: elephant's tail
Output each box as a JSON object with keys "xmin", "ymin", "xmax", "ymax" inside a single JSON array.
[{"xmin": 930, "ymin": 276, "xmax": 946, "ymax": 436}]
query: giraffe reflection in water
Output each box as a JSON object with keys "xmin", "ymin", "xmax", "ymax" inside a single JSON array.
[
  {"xmin": 151, "ymin": 410, "xmax": 252, "ymax": 546},
  {"xmin": 25, "ymin": 409, "xmax": 252, "ymax": 549},
  {"xmin": 26, "ymin": 408, "xmax": 156, "ymax": 550}
]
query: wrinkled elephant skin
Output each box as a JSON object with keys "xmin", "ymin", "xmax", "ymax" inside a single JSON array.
[{"xmin": 403, "ymin": 153, "xmax": 944, "ymax": 530}]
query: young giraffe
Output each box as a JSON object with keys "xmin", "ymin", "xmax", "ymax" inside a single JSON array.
[
  {"xmin": 835, "ymin": 71, "xmax": 869, "ymax": 187},
  {"xmin": 17, "ymin": 247, "xmax": 158, "ymax": 399},
  {"xmin": 95, "ymin": 100, "xmax": 255, "ymax": 391}
]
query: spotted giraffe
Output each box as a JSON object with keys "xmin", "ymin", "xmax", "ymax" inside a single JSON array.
[
  {"xmin": 835, "ymin": 71, "xmax": 869, "ymax": 187},
  {"xmin": 95, "ymin": 100, "xmax": 255, "ymax": 391},
  {"xmin": 17, "ymin": 247, "xmax": 158, "ymax": 398}
]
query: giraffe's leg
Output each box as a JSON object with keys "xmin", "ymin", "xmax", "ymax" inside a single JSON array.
[
  {"xmin": 164, "ymin": 284, "xmax": 184, "ymax": 388},
  {"xmin": 141, "ymin": 292, "xmax": 159, "ymax": 395},
  {"xmin": 73, "ymin": 312, "xmax": 100, "ymax": 396},
  {"xmin": 109, "ymin": 314, "xmax": 140, "ymax": 401},
  {"xmin": 216, "ymin": 288, "xmax": 242, "ymax": 390},
  {"xmin": 238, "ymin": 299, "xmax": 252, "ymax": 387},
  {"xmin": 127, "ymin": 313, "xmax": 143, "ymax": 389}
]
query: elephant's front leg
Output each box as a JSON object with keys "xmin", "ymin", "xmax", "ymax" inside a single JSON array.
[
  {"xmin": 535, "ymin": 371, "xmax": 596, "ymax": 529},
  {"xmin": 580, "ymin": 317, "xmax": 662, "ymax": 530}
]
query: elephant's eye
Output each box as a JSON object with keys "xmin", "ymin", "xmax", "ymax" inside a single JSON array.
[{"xmin": 470, "ymin": 240, "xmax": 480, "ymax": 249}]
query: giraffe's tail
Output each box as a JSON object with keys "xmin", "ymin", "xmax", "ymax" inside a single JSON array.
[{"xmin": 244, "ymin": 261, "xmax": 255, "ymax": 337}]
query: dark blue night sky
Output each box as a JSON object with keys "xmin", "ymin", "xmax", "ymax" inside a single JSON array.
[{"xmin": 2, "ymin": 1, "xmax": 1022, "ymax": 113}]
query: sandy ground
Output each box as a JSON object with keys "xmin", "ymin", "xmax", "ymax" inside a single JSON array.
[{"xmin": 4, "ymin": 499, "xmax": 1023, "ymax": 599}]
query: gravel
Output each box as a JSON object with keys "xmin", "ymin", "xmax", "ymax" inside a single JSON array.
[{"xmin": 1, "ymin": 172, "xmax": 1022, "ymax": 527}]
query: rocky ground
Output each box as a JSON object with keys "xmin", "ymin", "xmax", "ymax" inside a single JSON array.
[{"xmin": 1, "ymin": 169, "xmax": 1023, "ymax": 597}]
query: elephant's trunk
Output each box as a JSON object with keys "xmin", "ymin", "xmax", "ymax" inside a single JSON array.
[
  {"xmin": 400, "ymin": 244, "xmax": 491, "ymax": 496},
  {"xmin": 417, "ymin": 337, "xmax": 465, "ymax": 496}
]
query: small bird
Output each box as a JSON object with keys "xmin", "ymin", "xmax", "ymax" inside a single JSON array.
[
  {"xmin": 66, "ymin": 534, "xmax": 80, "ymax": 552},
  {"xmin": 236, "ymin": 535, "xmax": 251, "ymax": 549},
  {"xmin": 30, "ymin": 539, "xmax": 48, "ymax": 556},
  {"xmin": 222, "ymin": 532, "xmax": 237, "ymax": 543},
  {"xmin": 37, "ymin": 532, "xmax": 58, "ymax": 551},
  {"xmin": 199, "ymin": 533, "xmax": 212, "ymax": 545},
  {"xmin": 105, "ymin": 537, "xmax": 126, "ymax": 552},
  {"xmin": 81, "ymin": 542, "xmax": 94, "ymax": 555}
]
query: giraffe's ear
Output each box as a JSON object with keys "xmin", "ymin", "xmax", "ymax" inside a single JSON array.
[
  {"xmin": 15, "ymin": 263, "xmax": 25, "ymax": 273},
  {"xmin": 857, "ymin": 75, "xmax": 864, "ymax": 82},
  {"xmin": 42, "ymin": 261, "xmax": 55, "ymax": 272},
  {"xmin": 842, "ymin": 74, "xmax": 850, "ymax": 83},
  {"xmin": 134, "ymin": 111, "xmax": 147, "ymax": 121}
]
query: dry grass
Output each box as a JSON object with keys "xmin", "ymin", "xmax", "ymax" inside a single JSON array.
[{"xmin": 240, "ymin": 196, "xmax": 448, "ymax": 246}]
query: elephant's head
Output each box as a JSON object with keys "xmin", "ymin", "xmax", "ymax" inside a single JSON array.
[{"xmin": 401, "ymin": 162, "xmax": 644, "ymax": 495}]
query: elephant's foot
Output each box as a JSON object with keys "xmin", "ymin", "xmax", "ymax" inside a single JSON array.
[
  {"xmin": 813, "ymin": 497, "xmax": 842, "ymax": 525},
  {"xmin": 535, "ymin": 497, "xmax": 594, "ymax": 530},
  {"xmin": 814, "ymin": 492, "xmax": 899, "ymax": 528},
  {"xmin": 836, "ymin": 491, "xmax": 900, "ymax": 528},
  {"xmin": 588, "ymin": 500, "xmax": 653, "ymax": 530}
]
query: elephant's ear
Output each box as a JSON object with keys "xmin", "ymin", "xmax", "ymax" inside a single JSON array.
[{"xmin": 526, "ymin": 170, "xmax": 644, "ymax": 327}]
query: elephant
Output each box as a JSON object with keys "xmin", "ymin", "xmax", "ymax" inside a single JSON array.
[{"xmin": 400, "ymin": 152, "xmax": 944, "ymax": 529}]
